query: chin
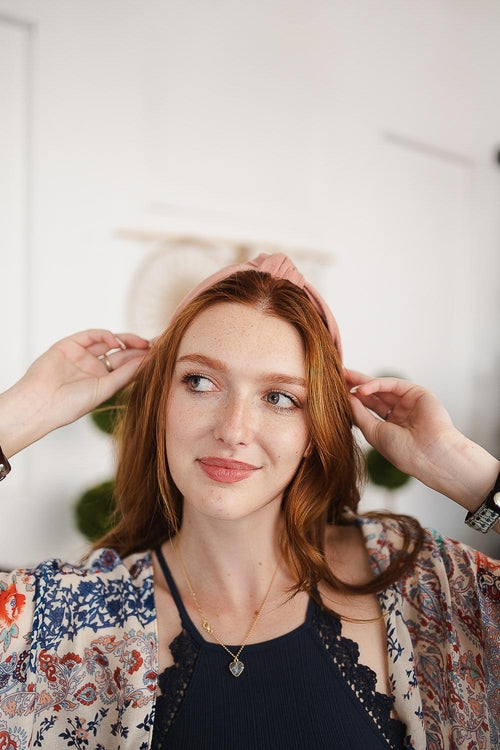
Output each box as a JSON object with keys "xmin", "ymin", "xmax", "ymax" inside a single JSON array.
[{"xmin": 186, "ymin": 493, "xmax": 281, "ymax": 525}]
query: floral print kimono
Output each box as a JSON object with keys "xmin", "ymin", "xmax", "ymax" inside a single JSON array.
[{"xmin": 0, "ymin": 518, "xmax": 498, "ymax": 749}]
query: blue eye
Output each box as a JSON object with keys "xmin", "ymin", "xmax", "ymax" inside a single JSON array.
[
  {"xmin": 265, "ymin": 391, "xmax": 297, "ymax": 410},
  {"xmin": 183, "ymin": 374, "xmax": 214, "ymax": 392}
]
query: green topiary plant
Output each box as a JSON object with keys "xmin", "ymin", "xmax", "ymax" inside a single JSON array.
[
  {"xmin": 89, "ymin": 391, "xmax": 123, "ymax": 435},
  {"xmin": 363, "ymin": 372, "xmax": 411, "ymax": 493},
  {"xmin": 74, "ymin": 391, "xmax": 126, "ymax": 541},
  {"xmin": 74, "ymin": 479, "xmax": 116, "ymax": 542},
  {"xmin": 365, "ymin": 447, "xmax": 410, "ymax": 491}
]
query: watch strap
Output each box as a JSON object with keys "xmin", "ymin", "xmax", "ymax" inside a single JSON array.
[
  {"xmin": 0, "ymin": 445, "xmax": 11, "ymax": 481},
  {"xmin": 465, "ymin": 471, "xmax": 500, "ymax": 533}
]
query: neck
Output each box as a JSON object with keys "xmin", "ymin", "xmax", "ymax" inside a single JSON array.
[{"xmin": 171, "ymin": 507, "xmax": 285, "ymax": 603}]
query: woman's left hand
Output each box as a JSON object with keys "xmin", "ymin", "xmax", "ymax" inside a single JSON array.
[
  {"xmin": 345, "ymin": 370, "xmax": 455, "ymax": 477},
  {"xmin": 345, "ymin": 369, "xmax": 500, "ymax": 515}
]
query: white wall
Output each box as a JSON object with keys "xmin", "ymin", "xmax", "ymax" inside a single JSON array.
[{"xmin": 0, "ymin": 0, "xmax": 499, "ymax": 566}]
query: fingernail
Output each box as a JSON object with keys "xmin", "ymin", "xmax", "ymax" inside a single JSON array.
[
  {"xmin": 350, "ymin": 385, "xmax": 361, "ymax": 394},
  {"xmin": 115, "ymin": 336, "xmax": 127, "ymax": 350}
]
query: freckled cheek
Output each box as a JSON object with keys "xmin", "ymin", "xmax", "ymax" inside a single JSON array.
[
  {"xmin": 166, "ymin": 397, "xmax": 213, "ymax": 443},
  {"xmin": 272, "ymin": 426, "xmax": 310, "ymax": 465},
  {"xmin": 166, "ymin": 420, "xmax": 201, "ymax": 458}
]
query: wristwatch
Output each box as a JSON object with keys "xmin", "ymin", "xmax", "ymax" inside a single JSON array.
[
  {"xmin": 465, "ymin": 472, "xmax": 500, "ymax": 533},
  {"xmin": 0, "ymin": 445, "xmax": 11, "ymax": 481}
]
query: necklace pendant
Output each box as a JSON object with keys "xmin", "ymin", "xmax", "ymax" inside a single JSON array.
[{"xmin": 229, "ymin": 658, "xmax": 245, "ymax": 677}]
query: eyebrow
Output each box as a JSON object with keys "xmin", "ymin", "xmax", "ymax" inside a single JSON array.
[{"xmin": 176, "ymin": 353, "xmax": 307, "ymax": 389}]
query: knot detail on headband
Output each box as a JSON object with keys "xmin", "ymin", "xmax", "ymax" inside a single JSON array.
[{"xmin": 171, "ymin": 252, "xmax": 342, "ymax": 357}]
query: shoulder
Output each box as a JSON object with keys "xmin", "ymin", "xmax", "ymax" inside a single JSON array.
[
  {"xmin": 1, "ymin": 548, "xmax": 156, "ymax": 655},
  {"xmin": 358, "ymin": 513, "xmax": 499, "ymax": 573},
  {"xmin": 357, "ymin": 514, "xmax": 500, "ymax": 608},
  {"xmin": 2, "ymin": 547, "xmax": 154, "ymax": 582},
  {"xmin": 325, "ymin": 514, "xmax": 424, "ymax": 584},
  {"xmin": 324, "ymin": 522, "xmax": 375, "ymax": 586},
  {"xmin": 42, "ymin": 548, "xmax": 156, "ymax": 633},
  {"xmin": 324, "ymin": 514, "xmax": 427, "ymax": 584},
  {"xmin": 356, "ymin": 514, "xmax": 422, "ymax": 564},
  {"xmin": 14, "ymin": 547, "xmax": 155, "ymax": 600},
  {"xmin": 355, "ymin": 513, "xmax": 450, "ymax": 580}
]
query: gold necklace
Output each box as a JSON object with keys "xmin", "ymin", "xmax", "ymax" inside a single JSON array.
[{"xmin": 172, "ymin": 539, "xmax": 281, "ymax": 677}]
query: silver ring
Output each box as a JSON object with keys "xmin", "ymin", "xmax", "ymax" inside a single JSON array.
[{"xmin": 98, "ymin": 353, "xmax": 114, "ymax": 373}]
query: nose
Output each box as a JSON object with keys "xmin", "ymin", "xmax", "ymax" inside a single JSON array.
[{"xmin": 213, "ymin": 394, "xmax": 254, "ymax": 447}]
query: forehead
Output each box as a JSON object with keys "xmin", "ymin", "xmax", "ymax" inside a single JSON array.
[{"xmin": 177, "ymin": 302, "xmax": 305, "ymax": 372}]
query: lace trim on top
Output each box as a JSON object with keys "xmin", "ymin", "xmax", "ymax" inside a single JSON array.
[
  {"xmin": 152, "ymin": 605, "xmax": 406, "ymax": 750},
  {"xmin": 312, "ymin": 603, "xmax": 406, "ymax": 748},
  {"xmin": 153, "ymin": 628, "xmax": 199, "ymax": 741}
]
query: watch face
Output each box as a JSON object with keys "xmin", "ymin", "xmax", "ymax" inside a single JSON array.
[
  {"xmin": 0, "ymin": 446, "xmax": 11, "ymax": 480},
  {"xmin": 465, "ymin": 486, "xmax": 500, "ymax": 532}
]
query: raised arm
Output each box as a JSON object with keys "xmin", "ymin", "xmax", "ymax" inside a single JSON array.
[
  {"xmin": 0, "ymin": 329, "xmax": 150, "ymax": 462},
  {"xmin": 345, "ymin": 370, "xmax": 500, "ymax": 534}
]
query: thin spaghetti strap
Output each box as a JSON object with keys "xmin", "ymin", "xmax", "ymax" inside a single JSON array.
[
  {"xmin": 306, "ymin": 588, "xmax": 321, "ymax": 623},
  {"xmin": 154, "ymin": 546, "xmax": 199, "ymax": 637}
]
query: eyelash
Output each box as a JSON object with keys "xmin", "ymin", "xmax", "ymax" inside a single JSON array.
[
  {"xmin": 182, "ymin": 373, "xmax": 214, "ymax": 392},
  {"xmin": 264, "ymin": 391, "xmax": 299, "ymax": 413},
  {"xmin": 181, "ymin": 374, "xmax": 300, "ymax": 413}
]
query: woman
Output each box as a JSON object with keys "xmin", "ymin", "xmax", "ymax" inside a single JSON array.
[{"xmin": 0, "ymin": 253, "xmax": 498, "ymax": 749}]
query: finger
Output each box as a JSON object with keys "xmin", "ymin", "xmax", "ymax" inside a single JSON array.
[
  {"xmin": 93, "ymin": 353, "xmax": 149, "ymax": 402},
  {"xmin": 95, "ymin": 346, "xmax": 151, "ymax": 375},
  {"xmin": 344, "ymin": 371, "xmax": 396, "ymax": 416},
  {"xmin": 87, "ymin": 332, "xmax": 150, "ymax": 358},
  {"xmin": 58, "ymin": 329, "xmax": 129, "ymax": 351},
  {"xmin": 349, "ymin": 393, "xmax": 386, "ymax": 444},
  {"xmin": 344, "ymin": 369, "xmax": 374, "ymax": 387},
  {"xmin": 347, "ymin": 372, "xmax": 396, "ymax": 418},
  {"xmin": 350, "ymin": 376, "xmax": 414, "ymax": 398},
  {"xmin": 351, "ymin": 390, "xmax": 396, "ymax": 421},
  {"xmin": 113, "ymin": 333, "xmax": 151, "ymax": 349}
]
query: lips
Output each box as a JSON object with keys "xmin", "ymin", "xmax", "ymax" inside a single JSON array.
[{"xmin": 198, "ymin": 457, "xmax": 259, "ymax": 484}]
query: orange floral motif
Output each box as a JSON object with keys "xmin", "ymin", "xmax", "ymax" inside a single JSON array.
[
  {"xmin": 1, "ymin": 699, "xmax": 18, "ymax": 719},
  {"xmin": 60, "ymin": 652, "xmax": 83, "ymax": 670},
  {"xmin": 125, "ymin": 648, "xmax": 144, "ymax": 675},
  {"xmin": 0, "ymin": 584, "xmax": 25, "ymax": 626},
  {"xmin": 39, "ymin": 650, "xmax": 57, "ymax": 682},
  {"xmin": 0, "ymin": 729, "xmax": 18, "ymax": 749}
]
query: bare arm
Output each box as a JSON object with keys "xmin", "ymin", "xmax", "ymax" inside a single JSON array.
[
  {"xmin": 345, "ymin": 370, "xmax": 500, "ymax": 533},
  {"xmin": 0, "ymin": 329, "xmax": 150, "ymax": 459}
]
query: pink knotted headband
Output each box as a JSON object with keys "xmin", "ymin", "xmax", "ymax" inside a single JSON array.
[{"xmin": 171, "ymin": 252, "xmax": 342, "ymax": 358}]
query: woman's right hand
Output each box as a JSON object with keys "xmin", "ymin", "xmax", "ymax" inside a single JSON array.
[{"xmin": 0, "ymin": 329, "xmax": 150, "ymax": 458}]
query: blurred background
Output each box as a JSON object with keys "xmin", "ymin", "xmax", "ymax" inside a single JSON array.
[{"xmin": 1, "ymin": 0, "xmax": 499, "ymax": 566}]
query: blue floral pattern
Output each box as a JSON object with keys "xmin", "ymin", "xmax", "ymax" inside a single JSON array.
[
  {"xmin": 0, "ymin": 521, "xmax": 498, "ymax": 748},
  {"xmin": 0, "ymin": 550, "xmax": 157, "ymax": 749}
]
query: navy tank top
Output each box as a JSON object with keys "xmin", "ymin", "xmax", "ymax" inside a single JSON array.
[{"xmin": 152, "ymin": 547, "xmax": 406, "ymax": 749}]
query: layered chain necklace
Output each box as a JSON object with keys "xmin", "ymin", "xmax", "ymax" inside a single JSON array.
[{"xmin": 172, "ymin": 540, "xmax": 281, "ymax": 677}]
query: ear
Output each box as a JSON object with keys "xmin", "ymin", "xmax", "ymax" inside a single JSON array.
[{"xmin": 303, "ymin": 441, "xmax": 312, "ymax": 458}]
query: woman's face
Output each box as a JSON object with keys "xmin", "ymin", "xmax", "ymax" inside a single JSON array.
[{"xmin": 165, "ymin": 302, "xmax": 310, "ymax": 525}]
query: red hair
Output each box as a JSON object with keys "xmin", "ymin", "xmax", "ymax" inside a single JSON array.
[{"xmin": 95, "ymin": 270, "xmax": 422, "ymax": 595}]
